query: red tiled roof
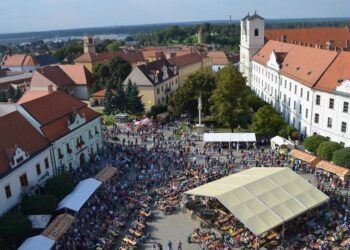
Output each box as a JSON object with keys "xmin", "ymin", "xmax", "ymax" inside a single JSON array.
[
  {"xmin": 0, "ymin": 111, "xmax": 49, "ymax": 173},
  {"xmin": 58, "ymin": 65, "xmax": 92, "ymax": 85},
  {"xmin": 265, "ymin": 27, "xmax": 350, "ymax": 50},
  {"xmin": 1, "ymin": 54, "xmax": 39, "ymax": 67},
  {"xmin": 315, "ymin": 51, "xmax": 350, "ymax": 92},
  {"xmin": 168, "ymin": 53, "xmax": 203, "ymax": 68},
  {"xmin": 207, "ymin": 51, "xmax": 229, "ymax": 65},
  {"xmin": 17, "ymin": 90, "xmax": 50, "ymax": 104},
  {"xmin": 91, "ymin": 89, "xmax": 106, "ymax": 98},
  {"xmin": 75, "ymin": 50, "xmax": 145, "ymax": 65}
]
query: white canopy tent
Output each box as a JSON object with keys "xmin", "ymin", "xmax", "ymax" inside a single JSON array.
[
  {"xmin": 203, "ymin": 133, "xmax": 256, "ymax": 143},
  {"xmin": 270, "ymin": 136, "xmax": 294, "ymax": 149},
  {"xmin": 18, "ymin": 235, "xmax": 55, "ymax": 250},
  {"xmin": 57, "ymin": 178, "xmax": 102, "ymax": 212},
  {"xmin": 185, "ymin": 168, "xmax": 329, "ymax": 235}
]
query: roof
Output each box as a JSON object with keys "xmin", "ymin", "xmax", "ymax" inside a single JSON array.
[
  {"xmin": 90, "ymin": 89, "xmax": 106, "ymax": 98},
  {"xmin": 316, "ymin": 160, "xmax": 350, "ymax": 178},
  {"xmin": 1, "ymin": 54, "xmax": 39, "ymax": 67},
  {"xmin": 75, "ymin": 50, "xmax": 144, "ymax": 65},
  {"xmin": 314, "ymin": 51, "xmax": 350, "ymax": 92},
  {"xmin": 265, "ymin": 26, "xmax": 350, "ymax": 50},
  {"xmin": 169, "ymin": 53, "xmax": 203, "ymax": 68},
  {"xmin": 207, "ymin": 51, "xmax": 229, "ymax": 65},
  {"xmin": 242, "ymin": 12, "xmax": 265, "ymax": 21},
  {"xmin": 253, "ymin": 40, "xmax": 338, "ymax": 88},
  {"xmin": 18, "ymin": 235, "xmax": 55, "ymax": 250},
  {"xmin": 137, "ymin": 59, "xmax": 177, "ymax": 85},
  {"xmin": 0, "ymin": 72, "xmax": 32, "ymax": 85},
  {"xmin": 203, "ymin": 133, "xmax": 256, "ymax": 142},
  {"xmin": 17, "ymin": 89, "xmax": 50, "ymax": 104},
  {"xmin": 0, "ymin": 111, "xmax": 49, "ymax": 174},
  {"xmin": 57, "ymin": 178, "xmax": 102, "ymax": 212},
  {"xmin": 289, "ymin": 149, "xmax": 320, "ymax": 167},
  {"xmin": 58, "ymin": 65, "xmax": 92, "ymax": 85},
  {"xmin": 94, "ymin": 166, "xmax": 118, "ymax": 182},
  {"xmin": 34, "ymin": 54, "xmax": 59, "ymax": 67},
  {"xmin": 185, "ymin": 167, "xmax": 329, "ymax": 235},
  {"xmin": 20, "ymin": 91, "xmax": 100, "ymax": 141},
  {"xmin": 42, "ymin": 214, "xmax": 75, "ymax": 241}
]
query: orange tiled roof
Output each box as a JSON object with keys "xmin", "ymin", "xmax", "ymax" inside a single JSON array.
[
  {"xmin": 75, "ymin": 50, "xmax": 145, "ymax": 65},
  {"xmin": 168, "ymin": 53, "xmax": 203, "ymax": 68},
  {"xmin": 1, "ymin": 54, "xmax": 39, "ymax": 67},
  {"xmin": 207, "ymin": 51, "xmax": 229, "ymax": 65},
  {"xmin": 0, "ymin": 111, "xmax": 49, "ymax": 173},
  {"xmin": 17, "ymin": 90, "xmax": 50, "ymax": 104},
  {"xmin": 265, "ymin": 27, "xmax": 350, "ymax": 50}
]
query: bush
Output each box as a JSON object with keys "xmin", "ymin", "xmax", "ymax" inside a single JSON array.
[
  {"xmin": 333, "ymin": 147, "xmax": 350, "ymax": 168},
  {"xmin": 316, "ymin": 141, "xmax": 343, "ymax": 161},
  {"xmin": 45, "ymin": 174, "xmax": 74, "ymax": 199},
  {"xmin": 0, "ymin": 213, "xmax": 31, "ymax": 244},
  {"xmin": 103, "ymin": 115, "xmax": 115, "ymax": 126},
  {"xmin": 279, "ymin": 125, "xmax": 298, "ymax": 140},
  {"xmin": 21, "ymin": 195, "xmax": 57, "ymax": 215},
  {"xmin": 303, "ymin": 135, "xmax": 328, "ymax": 154}
]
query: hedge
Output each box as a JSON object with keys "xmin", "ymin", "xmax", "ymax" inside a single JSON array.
[
  {"xmin": 45, "ymin": 174, "xmax": 74, "ymax": 199},
  {"xmin": 21, "ymin": 195, "xmax": 57, "ymax": 215},
  {"xmin": 303, "ymin": 135, "xmax": 328, "ymax": 154},
  {"xmin": 333, "ymin": 147, "xmax": 350, "ymax": 168},
  {"xmin": 0, "ymin": 213, "xmax": 31, "ymax": 244},
  {"xmin": 316, "ymin": 141, "xmax": 343, "ymax": 161}
]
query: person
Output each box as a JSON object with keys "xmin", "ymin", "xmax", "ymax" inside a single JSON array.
[
  {"xmin": 177, "ymin": 240, "xmax": 182, "ymax": 250},
  {"xmin": 153, "ymin": 243, "xmax": 157, "ymax": 250},
  {"xmin": 167, "ymin": 240, "xmax": 173, "ymax": 250},
  {"xmin": 158, "ymin": 242, "xmax": 163, "ymax": 250}
]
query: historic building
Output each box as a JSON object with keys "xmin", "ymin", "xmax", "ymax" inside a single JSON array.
[{"xmin": 240, "ymin": 12, "xmax": 350, "ymax": 145}]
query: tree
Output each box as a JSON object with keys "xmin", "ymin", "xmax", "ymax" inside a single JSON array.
[
  {"xmin": 45, "ymin": 174, "xmax": 74, "ymax": 199},
  {"xmin": 126, "ymin": 80, "xmax": 144, "ymax": 115},
  {"xmin": 211, "ymin": 65, "xmax": 250, "ymax": 131},
  {"xmin": 170, "ymin": 69, "xmax": 216, "ymax": 117},
  {"xmin": 316, "ymin": 141, "xmax": 343, "ymax": 161},
  {"xmin": 103, "ymin": 82, "xmax": 115, "ymax": 115},
  {"xmin": 279, "ymin": 125, "xmax": 298, "ymax": 140},
  {"xmin": 303, "ymin": 135, "xmax": 328, "ymax": 154},
  {"xmin": 6, "ymin": 85, "xmax": 15, "ymax": 100},
  {"xmin": 0, "ymin": 213, "xmax": 31, "ymax": 244},
  {"xmin": 107, "ymin": 41, "xmax": 120, "ymax": 52},
  {"xmin": 146, "ymin": 105, "xmax": 168, "ymax": 118},
  {"xmin": 114, "ymin": 82, "xmax": 127, "ymax": 114},
  {"xmin": 21, "ymin": 195, "xmax": 57, "ymax": 215},
  {"xmin": 251, "ymin": 106, "xmax": 284, "ymax": 138},
  {"xmin": 247, "ymin": 93, "xmax": 268, "ymax": 112},
  {"xmin": 333, "ymin": 148, "xmax": 350, "ymax": 168}
]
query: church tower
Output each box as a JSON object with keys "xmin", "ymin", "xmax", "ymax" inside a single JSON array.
[
  {"xmin": 83, "ymin": 35, "xmax": 96, "ymax": 54},
  {"xmin": 239, "ymin": 11, "xmax": 265, "ymax": 86}
]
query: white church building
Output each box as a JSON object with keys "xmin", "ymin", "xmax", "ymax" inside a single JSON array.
[{"xmin": 240, "ymin": 12, "xmax": 350, "ymax": 146}]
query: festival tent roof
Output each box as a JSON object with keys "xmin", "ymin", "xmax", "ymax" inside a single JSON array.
[
  {"xmin": 18, "ymin": 235, "xmax": 55, "ymax": 250},
  {"xmin": 203, "ymin": 133, "xmax": 256, "ymax": 143},
  {"xmin": 57, "ymin": 178, "xmax": 102, "ymax": 212},
  {"xmin": 289, "ymin": 149, "xmax": 320, "ymax": 167},
  {"xmin": 94, "ymin": 166, "xmax": 118, "ymax": 182},
  {"xmin": 270, "ymin": 136, "xmax": 294, "ymax": 148},
  {"xmin": 42, "ymin": 214, "xmax": 75, "ymax": 241},
  {"xmin": 185, "ymin": 167, "xmax": 329, "ymax": 235},
  {"xmin": 316, "ymin": 160, "xmax": 350, "ymax": 179}
]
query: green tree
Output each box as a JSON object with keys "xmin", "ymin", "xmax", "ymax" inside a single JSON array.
[
  {"xmin": 21, "ymin": 195, "xmax": 57, "ymax": 215},
  {"xmin": 146, "ymin": 105, "xmax": 168, "ymax": 118},
  {"xmin": 103, "ymin": 82, "xmax": 115, "ymax": 115},
  {"xmin": 6, "ymin": 85, "xmax": 15, "ymax": 100},
  {"xmin": 333, "ymin": 147, "xmax": 350, "ymax": 168},
  {"xmin": 316, "ymin": 141, "xmax": 343, "ymax": 161},
  {"xmin": 251, "ymin": 106, "xmax": 284, "ymax": 138},
  {"xmin": 247, "ymin": 93, "xmax": 268, "ymax": 112},
  {"xmin": 114, "ymin": 82, "xmax": 127, "ymax": 114},
  {"xmin": 107, "ymin": 41, "xmax": 120, "ymax": 52},
  {"xmin": 279, "ymin": 124, "xmax": 298, "ymax": 140},
  {"xmin": 303, "ymin": 135, "xmax": 328, "ymax": 154},
  {"xmin": 126, "ymin": 80, "xmax": 144, "ymax": 115},
  {"xmin": 45, "ymin": 174, "xmax": 74, "ymax": 199},
  {"xmin": 170, "ymin": 69, "xmax": 216, "ymax": 117},
  {"xmin": 211, "ymin": 65, "xmax": 250, "ymax": 131},
  {"xmin": 0, "ymin": 213, "xmax": 31, "ymax": 244}
]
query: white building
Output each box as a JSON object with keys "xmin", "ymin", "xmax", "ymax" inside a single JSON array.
[
  {"xmin": 0, "ymin": 112, "xmax": 53, "ymax": 216},
  {"xmin": 240, "ymin": 13, "xmax": 350, "ymax": 146}
]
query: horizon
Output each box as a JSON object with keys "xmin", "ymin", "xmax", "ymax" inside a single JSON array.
[{"xmin": 1, "ymin": 0, "xmax": 350, "ymax": 34}]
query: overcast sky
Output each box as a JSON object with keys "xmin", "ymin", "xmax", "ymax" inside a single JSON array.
[{"xmin": 1, "ymin": 0, "xmax": 349, "ymax": 34}]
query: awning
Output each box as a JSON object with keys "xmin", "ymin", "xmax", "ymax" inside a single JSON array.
[
  {"xmin": 289, "ymin": 149, "xmax": 320, "ymax": 167},
  {"xmin": 18, "ymin": 235, "xmax": 55, "ymax": 250},
  {"xmin": 203, "ymin": 133, "xmax": 256, "ymax": 143},
  {"xmin": 57, "ymin": 178, "xmax": 102, "ymax": 212},
  {"xmin": 316, "ymin": 160, "xmax": 350, "ymax": 178},
  {"xmin": 94, "ymin": 166, "xmax": 118, "ymax": 182},
  {"xmin": 185, "ymin": 167, "xmax": 329, "ymax": 236},
  {"xmin": 42, "ymin": 214, "xmax": 75, "ymax": 241},
  {"xmin": 270, "ymin": 136, "xmax": 294, "ymax": 148}
]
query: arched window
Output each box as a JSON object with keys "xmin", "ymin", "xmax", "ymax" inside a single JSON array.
[{"xmin": 254, "ymin": 28, "xmax": 259, "ymax": 37}]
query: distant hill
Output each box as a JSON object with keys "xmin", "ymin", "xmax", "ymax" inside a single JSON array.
[{"xmin": 0, "ymin": 17, "xmax": 349, "ymax": 45}]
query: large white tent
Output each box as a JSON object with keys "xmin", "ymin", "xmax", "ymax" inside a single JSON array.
[
  {"xmin": 203, "ymin": 133, "xmax": 256, "ymax": 143},
  {"xmin": 57, "ymin": 178, "xmax": 102, "ymax": 212},
  {"xmin": 18, "ymin": 235, "xmax": 55, "ymax": 250},
  {"xmin": 270, "ymin": 136, "xmax": 294, "ymax": 148},
  {"xmin": 185, "ymin": 167, "xmax": 329, "ymax": 235}
]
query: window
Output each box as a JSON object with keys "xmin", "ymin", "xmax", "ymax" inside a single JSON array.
[
  {"xmin": 327, "ymin": 117, "xmax": 332, "ymax": 128},
  {"xmin": 343, "ymin": 102, "xmax": 349, "ymax": 113},
  {"xmin": 314, "ymin": 113, "xmax": 319, "ymax": 124},
  {"xmin": 293, "ymin": 101, "xmax": 296, "ymax": 110},
  {"xmin": 4, "ymin": 185, "xmax": 11, "ymax": 198},
  {"xmin": 341, "ymin": 122, "xmax": 347, "ymax": 133},
  {"xmin": 329, "ymin": 98, "xmax": 334, "ymax": 109},
  {"xmin": 305, "ymin": 108, "xmax": 308, "ymax": 118},
  {"xmin": 288, "ymin": 98, "xmax": 291, "ymax": 106},
  {"xmin": 289, "ymin": 82, "xmax": 292, "ymax": 91},
  {"xmin": 254, "ymin": 28, "xmax": 259, "ymax": 36},
  {"xmin": 283, "ymin": 94, "xmax": 286, "ymax": 103},
  {"xmin": 316, "ymin": 95, "xmax": 320, "ymax": 105},
  {"xmin": 19, "ymin": 174, "xmax": 28, "ymax": 187},
  {"xmin": 284, "ymin": 80, "xmax": 287, "ymax": 88},
  {"xmin": 294, "ymin": 85, "xmax": 297, "ymax": 94},
  {"xmin": 300, "ymin": 88, "xmax": 303, "ymax": 98},
  {"xmin": 299, "ymin": 104, "xmax": 302, "ymax": 114},
  {"xmin": 307, "ymin": 91, "xmax": 310, "ymax": 101},
  {"xmin": 36, "ymin": 164, "xmax": 41, "ymax": 176},
  {"xmin": 45, "ymin": 158, "xmax": 49, "ymax": 169}
]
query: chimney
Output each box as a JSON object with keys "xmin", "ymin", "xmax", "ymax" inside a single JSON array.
[
  {"xmin": 326, "ymin": 40, "xmax": 335, "ymax": 50},
  {"xmin": 48, "ymin": 85, "xmax": 53, "ymax": 94}
]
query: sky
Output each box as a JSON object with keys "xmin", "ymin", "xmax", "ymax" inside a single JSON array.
[{"xmin": 1, "ymin": 0, "xmax": 349, "ymax": 34}]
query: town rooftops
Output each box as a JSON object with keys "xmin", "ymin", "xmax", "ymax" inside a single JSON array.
[
  {"xmin": 0, "ymin": 111, "xmax": 49, "ymax": 174},
  {"xmin": 1, "ymin": 54, "xmax": 39, "ymax": 67},
  {"xmin": 74, "ymin": 50, "xmax": 145, "ymax": 65},
  {"xmin": 168, "ymin": 52, "xmax": 203, "ymax": 68}
]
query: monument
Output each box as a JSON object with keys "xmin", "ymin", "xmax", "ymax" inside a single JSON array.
[{"xmin": 196, "ymin": 96, "xmax": 205, "ymax": 134}]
